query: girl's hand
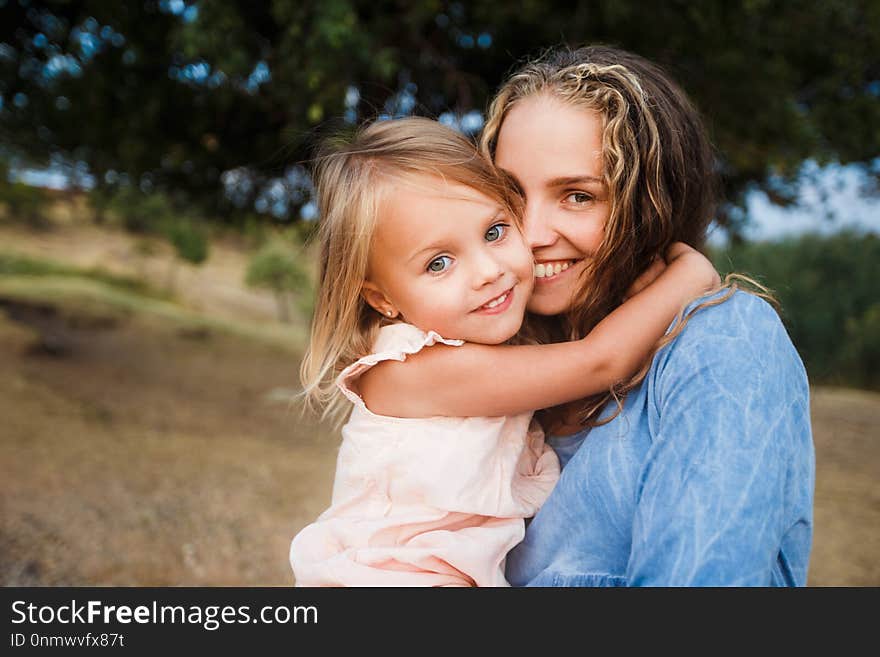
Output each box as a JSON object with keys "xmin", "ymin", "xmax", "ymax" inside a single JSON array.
[
  {"xmin": 664, "ymin": 241, "xmax": 700, "ymax": 263},
  {"xmin": 663, "ymin": 242, "xmax": 721, "ymax": 292},
  {"xmin": 624, "ymin": 256, "xmax": 666, "ymax": 301}
]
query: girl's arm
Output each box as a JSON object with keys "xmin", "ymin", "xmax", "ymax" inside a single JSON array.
[{"xmin": 359, "ymin": 243, "xmax": 720, "ymax": 418}]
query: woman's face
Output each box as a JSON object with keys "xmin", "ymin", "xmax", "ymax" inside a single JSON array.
[{"xmin": 494, "ymin": 94, "xmax": 610, "ymax": 316}]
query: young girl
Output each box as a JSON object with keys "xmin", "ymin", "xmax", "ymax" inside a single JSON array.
[{"xmin": 289, "ymin": 116, "xmax": 719, "ymax": 587}]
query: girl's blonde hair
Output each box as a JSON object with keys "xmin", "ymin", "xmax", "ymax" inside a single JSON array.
[
  {"xmin": 480, "ymin": 45, "xmax": 774, "ymax": 429},
  {"xmin": 301, "ymin": 116, "xmax": 522, "ymax": 426}
]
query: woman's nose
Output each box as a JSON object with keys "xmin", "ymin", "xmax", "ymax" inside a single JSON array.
[{"xmin": 523, "ymin": 202, "xmax": 556, "ymax": 250}]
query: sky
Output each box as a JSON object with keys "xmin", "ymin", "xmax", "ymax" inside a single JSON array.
[{"xmin": 707, "ymin": 161, "xmax": 880, "ymax": 245}]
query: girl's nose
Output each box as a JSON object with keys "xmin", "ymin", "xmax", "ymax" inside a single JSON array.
[
  {"xmin": 472, "ymin": 251, "xmax": 505, "ymax": 289},
  {"xmin": 523, "ymin": 202, "xmax": 556, "ymax": 250}
]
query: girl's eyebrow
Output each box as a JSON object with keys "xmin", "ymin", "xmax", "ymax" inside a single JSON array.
[
  {"xmin": 407, "ymin": 240, "xmax": 453, "ymax": 265},
  {"xmin": 482, "ymin": 207, "xmax": 505, "ymax": 224},
  {"xmin": 406, "ymin": 208, "xmax": 504, "ymax": 265}
]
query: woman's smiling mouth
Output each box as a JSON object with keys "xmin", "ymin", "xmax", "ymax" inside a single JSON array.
[{"xmin": 534, "ymin": 259, "xmax": 581, "ymax": 282}]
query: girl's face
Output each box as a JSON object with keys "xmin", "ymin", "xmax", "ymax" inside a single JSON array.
[
  {"xmin": 362, "ymin": 175, "xmax": 534, "ymax": 344},
  {"xmin": 494, "ymin": 94, "xmax": 610, "ymax": 316}
]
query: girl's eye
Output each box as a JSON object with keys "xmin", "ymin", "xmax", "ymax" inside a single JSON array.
[
  {"xmin": 485, "ymin": 223, "xmax": 507, "ymax": 242},
  {"xmin": 427, "ymin": 255, "xmax": 452, "ymax": 273},
  {"xmin": 564, "ymin": 192, "xmax": 593, "ymax": 205}
]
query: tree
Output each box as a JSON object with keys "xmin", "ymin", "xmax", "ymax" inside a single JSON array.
[
  {"xmin": 0, "ymin": 160, "xmax": 51, "ymax": 228},
  {"xmin": 2, "ymin": 1, "xmax": 879, "ymax": 233},
  {"xmin": 711, "ymin": 230, "xmax": 880, "ymax": 390},
  {"xmin": 245, "ymin": 241, "xmax": 309, "ymax": 323},
  {"xmin": 163, "ymin": 217, "xmax": 209, "ymax": 291}
]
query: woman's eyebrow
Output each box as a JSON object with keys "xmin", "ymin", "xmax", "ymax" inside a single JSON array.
[{"xmin": 547, "ymin": 175, "xmax": 604, "ymax": 187}]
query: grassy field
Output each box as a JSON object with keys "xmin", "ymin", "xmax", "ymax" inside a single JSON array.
[
  {"xmin": 0, "ymin": 279, "xmax": 336, "ymax": 586},
  {"xmin": 0, "ymin": 217, "xmax": 877, "ymax": 586}
]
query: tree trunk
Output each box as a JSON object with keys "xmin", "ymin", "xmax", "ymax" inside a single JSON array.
[
  {"xmin": 165, "ymin": 258, "xmax": 179, "ymax": 293},
  {"xmin": 274, "ymin": 289, "xmax": 290, "ymax": 323}
]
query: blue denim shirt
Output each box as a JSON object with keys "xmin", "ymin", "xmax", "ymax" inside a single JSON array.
[{"xmin": 506, "ymin": 290, "xmax": 815, "ymax": 586}]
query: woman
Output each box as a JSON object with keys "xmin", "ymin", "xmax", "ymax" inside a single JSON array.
[{"xmin": 480, "ymin": 45, "xmax": 815, "ymax": 586}]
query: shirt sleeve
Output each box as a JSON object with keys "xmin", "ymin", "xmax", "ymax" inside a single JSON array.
[{"xmin": 625, "ymin": 293, "xmax": 813, "ymax": 586}]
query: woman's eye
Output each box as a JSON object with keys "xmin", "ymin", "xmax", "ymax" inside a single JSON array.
[
  {"xmin": 485, "ymin": 223, "xmax": 507, "ymax": 242},
  {"xmin": 565, "ymin": 192, "xmax": 593, "ymax": 205},
  {"xmin": 427, "ymin": 255, "xmax": 452, "ymax": 273}
]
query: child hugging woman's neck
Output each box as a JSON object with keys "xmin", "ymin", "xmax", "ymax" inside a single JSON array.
[{"xmin": 290, "ymin": 116, "xmax": 718, "ymax": 586}]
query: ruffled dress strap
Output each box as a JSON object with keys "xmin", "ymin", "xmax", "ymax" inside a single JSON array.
[{"xmin": 335, "ymin": 323, "xmax": 464, "ymax": 410}]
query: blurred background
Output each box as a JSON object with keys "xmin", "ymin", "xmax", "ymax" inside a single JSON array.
[{"xmin": 0, "ymin": 0, "xmax": 877, "ymax": 586}]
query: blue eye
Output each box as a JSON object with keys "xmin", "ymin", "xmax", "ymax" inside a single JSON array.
[
  {"xmin": 485, "ymin": 223, "xmax": 507, "ymax": 242},
  {"xmin": 427, "ymin": 255, "xmax": 452, "ymax": 273}
]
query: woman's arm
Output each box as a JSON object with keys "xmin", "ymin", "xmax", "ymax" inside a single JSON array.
[{"xmin": 359, "ymin": 244, "xmax": 721, "ymax": 418}]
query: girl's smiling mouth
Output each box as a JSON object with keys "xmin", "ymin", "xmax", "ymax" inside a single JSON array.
[{"xmin": 473, "ymin": 286, "xmax": 515, "ymax": 314}]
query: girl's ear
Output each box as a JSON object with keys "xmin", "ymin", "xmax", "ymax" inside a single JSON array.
[{"xmin": 361, "ymin": 281, "xmax": 398, "ymax": 318}]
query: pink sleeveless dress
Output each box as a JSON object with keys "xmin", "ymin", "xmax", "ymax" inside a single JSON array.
[{"xmin": 289, "ymin": 323, "xmax": 560, "ymax": 587}]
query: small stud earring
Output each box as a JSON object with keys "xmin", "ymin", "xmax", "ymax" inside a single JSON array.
[{"xmin": 386, "ymin": 310, "xmax": 393, "ymax": 317}]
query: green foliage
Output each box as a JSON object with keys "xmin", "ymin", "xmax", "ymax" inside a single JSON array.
[
  {"xmin": 2, "ymin": 2, "xmax": 878, "ymax": 231},
  {"xmin": 711, "ymin": 231, "xmax": 880, "ymax": 390},
  {"xmin": 0, "ymin": 174, "xmax": 50, "ymax": 228},
  {"xmin": 842, "ymin": 304, "xmax": 880, "ymax": 390},
  {"xmin": 164, "ymin": 219, "xmax": 209, "ymax": 266},
  {"xmin": 245, "ymin": 242, "xmax": 308, "ymax": 292},
  {"xmin": 285, "ymin": 219, "xmax": 319, "ymax": 247},
  {"xmin": 0, "ymin": 250, "xmax": 163, "ymax": 298},
  {"xmin": 0, "ymin": 251, "xmax": 68, "ymax": 277},
  {"xmin": 88, "ymin": 186, "xmax": 209, "ymax": 266},
  {"xmin": 245, "ymin": 242, "xmax": 311, "ymax": 322},
  {"xmin": 132, "ymin": 238, "xmax": 160, "ymax": 258},
  {"xmin": 99, "ymin": 187, "xmax": 178, "ymax": 234},
  {"xmin": 240, "ymin": 214, "xmax": 270, "ymax": 249},
  {"xmin": 86, "ymin": 186, "xmax": 116, "ymax": 224}
]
